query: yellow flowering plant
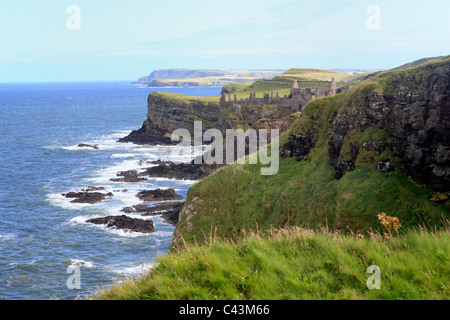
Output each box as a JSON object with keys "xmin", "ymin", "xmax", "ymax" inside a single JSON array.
[{"xmin": 377, "ymin": 212, "xmax": 401, "ymax": 236}]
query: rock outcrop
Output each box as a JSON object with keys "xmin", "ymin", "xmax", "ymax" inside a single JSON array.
[
  {"xmin": 110, "ymin": 170, "xmax": 148, "ymax": 183},
  {"xmin": 137, "ymin": 188, "xmax": 183, "ymax": 201},
  {"xmin": 281, "ymin": 57, "xmax": 450, "ymax": 191},
  {"xmin": 77, "ymin": 144, "xmax": 100, "ymax": 150},
  {"xmin": 118, "ymin": 93, "xmax": 221, "ymax": 145},
  {"xmin": 62, "ymin": 188, "xmax": 113, "ymax": 204},
  {"xmin": 141, "ymin": 160, "xmax": 223, "ymax": 181},
  {"xmin": 121, "ymin": 202, "xmax": 184, "ymax": 226},
  {"xmin": 87, "ymin": 215, "xmax": 155, "ymax": 233}
]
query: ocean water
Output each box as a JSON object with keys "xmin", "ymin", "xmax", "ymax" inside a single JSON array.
[{"xmin": 0, "ymin": 82, "xmax": 222, "ymax": 300}]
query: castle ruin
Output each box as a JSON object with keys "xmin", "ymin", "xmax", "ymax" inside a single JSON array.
[{"xmin": 220, "ymin": 78, "xmax": 341, "ymax": 112}]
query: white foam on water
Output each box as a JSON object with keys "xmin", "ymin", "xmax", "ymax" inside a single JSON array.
[
  {"xmin": 67, "ymin": 214, "xmax": 102, "ymax": 225},
  {"xmin": 0, "ymin": 233, "xmax": 18, "ymax": 241},
  {"xmin": 46, "ymin": 130, "xmax": 200, "ymax": 248},
  {"xmin": 84, "ymin": 159, "xmax": 149, "ymax": 185},
  {"xmin": 107, "ymin": 261, "xmax": 156, "ymax": 277},
  {"xmin": 110, "ymin": 153, "xmax": 140, "ymax": 159},
  {"xmin": 48, "ymin": 130, "xmax": 133, "ymax": 152},
  {"xmin": 150, "ymin": 229, "xmax": 176, "ymax": 238},
  {"xmin": 46, "ymin": 193, "xmax": 97, "ymax": 211},
  {"xmin": 68, "ymin": 259, "xmax": 96, "ymax": 268}
]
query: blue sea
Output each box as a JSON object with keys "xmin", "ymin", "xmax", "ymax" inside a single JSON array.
[{"xmin": 0, "ymin": 82, "xmax": 222, "ymax": 300}]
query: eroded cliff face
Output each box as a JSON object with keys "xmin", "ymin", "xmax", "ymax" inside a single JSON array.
[
  {"xmin": 118, "ymin": 93, "xmax": 222, "ymax": 145},
  {"xmin": 119, "ymin": 92, "xmax": 299, "ymax": 145},
  {"xmin": 281, "ymin": 58, "xmax": 450, "ymax": 191}
]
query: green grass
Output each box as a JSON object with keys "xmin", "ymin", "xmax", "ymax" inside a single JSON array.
[
  {"xmin": 152, "ymin": 92, "xmax": 221, "ymax": 103},
  {"xmin": 276, "ymin": 68, "xmax": 356, "ymax": 82},
  {"xmin": 96, "ymin": 227, "xmax": 449, "ymax": 300},
  {"xmin": 174, "ymin": 144, "xmax": 449, "ymax": 246}
]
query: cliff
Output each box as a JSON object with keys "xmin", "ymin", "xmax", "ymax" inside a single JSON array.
[
  {"xmin": 118, "ymin": 92, "xmax": 222, "ymax": 145},
  {"xmin": 171, "ymin": 56, "xmax": 450, "ymax": 248},
  {"xmin": 282, "ymin": 56, "xmax": 450, "ymax": 191},
  {"xmin": 119, "ymin": 92, "xmax": 298, "ymax": 145}
]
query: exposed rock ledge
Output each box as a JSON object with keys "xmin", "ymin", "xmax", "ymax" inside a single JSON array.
[
  {"xmin": 121, "ymin": 202, "xmax": 184, "ymax": 226},
  {"xmin": 137, "ymin": 188, "xmax": 183, "ymax": 201},
  {"xmin": 62, "ymin": 187, "xmax": 113, "ymax": 204},
  {"xmin": 77, "ymin": 144, "xmax": 100, "ymax": 150},
  {"xmin": 87, "ymin": 215, "xmax": 155, "ymax": 233}
]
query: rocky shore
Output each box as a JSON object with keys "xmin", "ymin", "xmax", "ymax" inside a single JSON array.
[{"xmin": 62, "ymin": 151, "xmax": 221, "ymax": 234}]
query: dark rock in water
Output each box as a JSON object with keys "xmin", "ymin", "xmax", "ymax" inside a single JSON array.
[
  {"xmin": 135, "ymin": 201, "xmax": 184, "ymax": 214},
  {"xmin": 137, "ymin": 188, "xmax": 183, "ymax": 201},
  {"xmin": 110, "ymin": 170, "xmax": 148, "ymax": 183},
  {"xmin": 141, "ymin": 161, "xmax": 223, "ymax": 181},
  {"xmin": 121, "ymin": 201, "xmax": 184, "ymax": 226},
  {"xmin": 86, "ymin": 215, "xmax": 155, "ymax": 233},
  {"xmin": 121, "ymin": 207, "xmax": 135, "ymax": 214},
  {"xmin": 62, "ymin": 191, "xmax": 113, "ymax": 204},
  {"xmin": 77, "ymin": 144, "xmax": 100, "ymax": 150},
  {"xmin": 81, "ymin": 186, "xmax": 105, "ymax": 192},
  {"xmin": 117, "ymin": 125, "xmax": 180, "ymax": 146}
]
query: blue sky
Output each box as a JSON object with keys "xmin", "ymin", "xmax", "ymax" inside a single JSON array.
[{"xmin": 1, "ymin": 0, "xmax": 449, "ymax": 82}]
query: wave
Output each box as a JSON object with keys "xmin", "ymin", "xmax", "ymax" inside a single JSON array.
[
  {"xmin": 48, "ymin": 129, "xmax": 207, "ymax": 163},
  {"xmin": 67, "ymin": 259, "xmax": 96, "ymax": 269},
  {"xmin": 110, "ymin": 153, "xmax": 141, "ymax": 158},
  {"xmin": 0, "ymin": 233, "xmax": 18, "ymax": 241},
  {"xmin": 107, "ymin": 261, "xmax": 156, "ymax": 277}
]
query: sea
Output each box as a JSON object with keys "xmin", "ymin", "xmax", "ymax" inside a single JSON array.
[{"xmin": 0, "ymin": 82, "xmax": 222, "ymax": 300}]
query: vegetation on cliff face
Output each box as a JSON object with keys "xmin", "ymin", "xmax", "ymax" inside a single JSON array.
[
  {"xmin": 171, "ymin": 57, "xmax": 450, "ymax": 248},
  {"xmin": 97, "ymin": 227, "xmax": 449, "ymax": 300},
  {"xmin": 172, "ymin": 142, "xmax": 448, "ymax": 247}
]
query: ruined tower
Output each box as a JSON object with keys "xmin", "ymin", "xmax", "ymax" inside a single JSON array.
[
  {"xmin": 329, "ymin": 77, "xmax": 338, "ymax": 95},
  {"xmin": 291, "ymin": 79, "xmax": 302, "ymax": 98}
]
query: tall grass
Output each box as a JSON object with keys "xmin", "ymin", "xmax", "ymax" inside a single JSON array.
[{"xmin": 96, "ymin": 227, "xmax": 449, "ymax": 300}]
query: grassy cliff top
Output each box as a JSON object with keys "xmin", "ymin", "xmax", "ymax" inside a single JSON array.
[
  {"xmin": 96, "ymin": 227, "xmax": 449, "ymax": 300},
  {"xmin": 150, "ymin": 91, "xmax": 221, "ymax": 103},
  {"xmin": 276, "ymin": 68, "xmax": 356, "ymax": 82}
]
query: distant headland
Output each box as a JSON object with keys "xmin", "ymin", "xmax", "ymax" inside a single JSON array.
[{"xmin": 133, "ymin": 69, "xmax": 286, "ymax": 87}]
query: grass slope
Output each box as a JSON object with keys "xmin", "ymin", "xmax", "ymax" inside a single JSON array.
[
  {"xmin": 276, "ymin": 68, "xmax": 355, "ymax": 82},
  {"xmin": 97, "ymin": 227, "xmax": 449, "ymax": 300}
]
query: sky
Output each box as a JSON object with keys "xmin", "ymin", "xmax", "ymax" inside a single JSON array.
[{"xmin": 0, "ymin": 0, "xmax": 449, "ymax": 82}]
